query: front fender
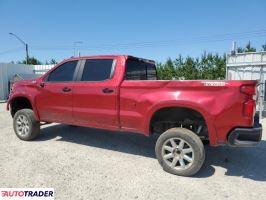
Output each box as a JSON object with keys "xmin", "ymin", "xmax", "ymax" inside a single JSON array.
[{"xmin": 7, "ymin": 93, "xmax": 40, "ymax": 121}]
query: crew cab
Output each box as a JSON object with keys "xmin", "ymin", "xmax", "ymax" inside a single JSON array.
[{"xmin": 7, "ymin": 55, "xmax": 262, "ymax": 176}]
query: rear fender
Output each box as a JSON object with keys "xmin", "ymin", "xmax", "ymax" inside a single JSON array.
[{"xmin": 145, "ymin": 100, "xmax": 217, "ymax": 145}]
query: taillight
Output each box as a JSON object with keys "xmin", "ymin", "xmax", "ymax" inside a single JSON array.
[
  {"xmin": 243, "ymin": 100, "xmax": 256, "ymax": 117},
  {"xmin": 241, "ymin": 85, "xmax": 256, "ymax": 117}
]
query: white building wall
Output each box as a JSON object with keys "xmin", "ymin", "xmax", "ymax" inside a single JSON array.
[
  {"xmin": 227, "ymin": 52, "xmax": 266, "ymax": 65},
  {"xmin": 226, "ymin": 51, "xmax": 266, "ymax": 118},
  {"xmin": 0, "ymin": 63, "xmax": 33, "ymax": 101},
  {"xmin": 227, "ymin": 66, "xmax": 266, "ymax": 81},
  {"xmin": 227, "ymin": 52, "xmax": 266, "ymax": 82},
  {"xmin": 34, "ymin": 64, "xmax": 55, "ymax": 75}
]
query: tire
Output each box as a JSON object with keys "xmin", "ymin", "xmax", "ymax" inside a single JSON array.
[
  {"xmin": 13, "ymin": 109, "xmax": 40, "ymax": 141},
  {"xmin": 155, "ymin": 128, "xmax": 205, "ymax": 176}
]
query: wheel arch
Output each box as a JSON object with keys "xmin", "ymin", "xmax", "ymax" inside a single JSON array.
[
  {"xmin": 144, "ymin": 101, "xmax": 217, "ymax": 145},
  {"xmin": 8, "ymin": 95, "xmax": 40, "ymax": 120}
]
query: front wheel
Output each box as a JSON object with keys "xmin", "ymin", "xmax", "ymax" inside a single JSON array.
[
  {"xmin": 13, "ymin": 109, "xmax": 40, "ymax": 141},
  {"xmin": 155, "ymin": 128, "xmax": 205, "ymax": 176}
]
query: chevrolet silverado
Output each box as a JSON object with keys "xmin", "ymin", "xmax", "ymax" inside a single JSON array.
[{"xmin": 7, "ymin": 55, "xmax": 262, "ymax": 176}]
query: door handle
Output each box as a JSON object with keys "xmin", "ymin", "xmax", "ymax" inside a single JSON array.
[
  {"xmin": 102, "ymin": 88, "xmax": 114, "ymax": 93},
  {"xmin": 62, "ymin": 87, "xmax": 72, "ymax": 92}
]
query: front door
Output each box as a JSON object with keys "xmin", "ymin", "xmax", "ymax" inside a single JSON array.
[{"xmin": 35, "ymin": 60, "xmax": 79, "ymax": 123}]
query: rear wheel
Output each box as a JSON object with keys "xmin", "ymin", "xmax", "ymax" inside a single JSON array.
[
  {"xmin": 155, "ymin": 128, "xmax": 205, "ymax": 176},
  {"xmin": 13, "ymin": 109, "xmax": 40, "ymax": 141}
]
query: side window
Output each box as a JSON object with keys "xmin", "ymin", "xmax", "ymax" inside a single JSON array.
[
  {"xmin": 81, "ymin": 59, "xmax": 114, "ymax": 81},
  {"xmin": 146, "ymin": 64, "xmax": 157, "ymax": 80},
  {"xmin": 47, "ymin": 61, "xmax": 77, "ymax": 82},
  {"xmin": 126, "ymin": 60, "xmax": 146, "ymax": 80},
  {"xmin": 125, "ymin": 60, "xmax": 157, "ymax": 80}
]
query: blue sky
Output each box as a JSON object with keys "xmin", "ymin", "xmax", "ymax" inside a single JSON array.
[{"xmin": 0, "ymin": 0, "xmax": 265, "ymax": 63}]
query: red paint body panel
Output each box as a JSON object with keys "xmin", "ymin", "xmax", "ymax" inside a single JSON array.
[
  {"xmin": 7, "ymin": 55, "xmax": 257, "ymax": 146},
  {"xmin": 72, "ymin": 81, "xmax": 118, "ymax": 126},
  {"xmin": 120, "ymin": 80, "xmax": 255, "ymax": 145},
  {"xmin": 35, "ymin": 82, "xmax": 74, "ymax": 123}
]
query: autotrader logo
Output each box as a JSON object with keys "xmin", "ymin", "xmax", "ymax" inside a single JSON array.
[{"xmin": 0, "ymin": 188, "xmax": 54, "ymax": 200}]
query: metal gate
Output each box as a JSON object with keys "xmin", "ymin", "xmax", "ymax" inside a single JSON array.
[{"xmin": 226, "ymin": 51, "xmax": 266, "ymax": 121}]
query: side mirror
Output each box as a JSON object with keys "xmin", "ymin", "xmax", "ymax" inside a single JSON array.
[{"xmin": 39, "ymin": 82, "xmax": 45, "ymax": 88}]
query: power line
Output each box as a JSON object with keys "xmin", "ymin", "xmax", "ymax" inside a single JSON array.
[
  {"xmin": 0, "ymin": 47, "xmax": 24, "ymax": 56},
  {"xmin": 1, "ymin": 29, "xmax": 265, "ymax": 56},
  {"xmin": 30, "ymin": 29, "xmax": 266, "ymax": 51}
]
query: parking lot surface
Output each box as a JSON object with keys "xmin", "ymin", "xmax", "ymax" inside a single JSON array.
[{"xmin": 0, "ymin": 103, "xmax": 266, "ymax": 200}]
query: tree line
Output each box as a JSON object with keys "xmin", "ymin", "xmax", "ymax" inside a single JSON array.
[
  {"xmin": 10, "ymin": 57, "xmax": 57, "ymax": 65},
  {"xmin": 157, "ymin": 53, "xmax": 226, "ymax": 80}
]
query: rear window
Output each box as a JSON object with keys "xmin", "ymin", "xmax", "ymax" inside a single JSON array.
[
  {"xmin": 125, "ymin": 59, "xmax": 157, "ymax": 80},
  {"xmin": 81, "ymin": 59, "xmax": 114, "ymax": 81}
]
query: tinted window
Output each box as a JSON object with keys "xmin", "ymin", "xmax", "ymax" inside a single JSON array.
[
  {"xmin": 125, "ymin": 60, "xmax": 157, "ymax": 80},
  {"xmin": 47, "ymin": 61, "xmax": 77, "ymax": 82},
  {"xmin": 81, "ymin": 59, "xmax": 114, "ymax": 81},
  {"xmin": 146, "ymin": 64, "xmax": 157, "ymax": 80}
]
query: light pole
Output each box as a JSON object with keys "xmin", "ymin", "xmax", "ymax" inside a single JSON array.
[{"xmin": 9, "ymin": 32, "xmax": 29, "ymax": 64}]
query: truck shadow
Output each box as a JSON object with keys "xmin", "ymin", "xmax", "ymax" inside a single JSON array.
[
  {"xmin": 196, "ymin": 143, "xmax": 266, "ymax": 181},
  {"xmin": 37, "ymin": 124, "xmax": 266, "ymax": 181}
]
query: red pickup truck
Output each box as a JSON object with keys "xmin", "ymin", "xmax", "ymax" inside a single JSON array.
[{"xmin": 7, "ymin": 55, "xmax": 262, "ymax": 176}]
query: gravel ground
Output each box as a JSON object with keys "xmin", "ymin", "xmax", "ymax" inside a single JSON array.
[{"xmin": 0, "ymin": 103, "xmax": 266, "ymax": 200}]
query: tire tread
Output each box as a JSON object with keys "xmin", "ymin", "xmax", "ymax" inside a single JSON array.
[
  {"xmin": 13, "ymin": 109, "xmax": 40, "ymax": 141},
  {"xmin": 155, "ymin": 127, "xmax": 205, "ymax": 176}
]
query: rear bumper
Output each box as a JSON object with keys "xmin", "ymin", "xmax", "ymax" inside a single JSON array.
[{"xmin": 228, "ymin": 123, "xmax": 262, "ymax": 147}]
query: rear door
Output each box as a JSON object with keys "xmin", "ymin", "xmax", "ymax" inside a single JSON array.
[
  {"xmin": 72, "ymin": 58, "xmax": 119, "ymax": 129},
  {"xmin": 36, "ymin": 60, "xmax": 80, "ymax": 123}
]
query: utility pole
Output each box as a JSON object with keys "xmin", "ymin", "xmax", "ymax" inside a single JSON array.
[
  {"xmin": 26, "ymin": 44, "xmax": 29, "ymax": 63},
  {"xmin": 73, "ymin": 41, "xmax": 83, "ymax": 57},
  {"xmin": 231, "ymin": 41, "xmax": 236, "ymax": 55},
  {"xmin": 9, "ymin": 32, "xmax": 29, "ymax": 64}
]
